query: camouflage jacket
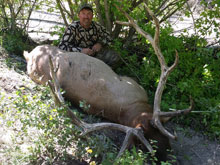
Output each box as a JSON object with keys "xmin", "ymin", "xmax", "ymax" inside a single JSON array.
[{"xmin": 58, "ymin": 21, "xmax": 112, "ymax": 52}]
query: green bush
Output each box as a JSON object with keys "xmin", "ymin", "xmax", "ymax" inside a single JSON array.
[
  {"xmin": 0, "ymin": 86, "xmax": 119, "ymax": 164},
  {"xmin": 0, "ymin": 83, "xmax": 177, "ymax": 164},
  {"xmin": 51, "ymin": 25, "xmax": 66, "ymax": 46},
  {"xmin": 0, "ymin": 29, "xmax": 34, "ymax": 56}
]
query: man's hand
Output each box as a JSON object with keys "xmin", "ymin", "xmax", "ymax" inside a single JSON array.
[
  {"xmin": 92, "ymin": 43, "xmax": 102, "ymax": 53},
  {"xmin": 81, "ymin": 43, "xmax": 102, "ymax": 56},
  {"xmin": 81, "ymin": 48, "xmax": 95, "ymax": 56}
]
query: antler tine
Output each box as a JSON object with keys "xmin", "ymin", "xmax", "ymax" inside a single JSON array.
[
  {"xmin": 81, "ymin": 123, "xmax": 154, "ymax": 158},
  {"xmin": 151, "ymin": 119, "xmax": 177, "ymax": 140},
  {"xmin": 152, "ymin": 96, "xmax": 194, "ymax": 140},
  {"xmin": 48, "ymin": 55, "xmax": 86, "ymax": 127},
  {"xmin": 117, "ymin": 129, "xmax": 134, "ymax": 158},
  {"xmin": 116, "ymin": 127, "xmax": 154, "ymax": 158},
  {"xmin": 159, "ymin": 96, "xmax": 194, "ymax": 117},
  {"xmin": 48, "ymin": 55, "xmax": 154, "ymax": 157}
]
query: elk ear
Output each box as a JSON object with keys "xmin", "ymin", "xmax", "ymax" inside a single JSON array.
[
  {"xmin": 135, "ymin": 121, "xmax": 148, "ymax": 131},
  {"xmin": 160, "ymin": 116, "xmax": 172, "ymax": 123},
  {"xmin": 23, "ymin": 51, "xmax": 29, "ymax": 62}
]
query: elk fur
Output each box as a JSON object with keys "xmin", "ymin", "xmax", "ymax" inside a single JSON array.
[{"xmin": 24, "ymin": 45, "xmax": 171, "ymax": 161}]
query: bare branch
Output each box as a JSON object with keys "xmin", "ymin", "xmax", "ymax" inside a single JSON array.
[
  {"xmin": 114, "ymin": 5, "xmax": 154, "ymax": 44},
  {"xmin": 67, "ymin": 0, "xmax": 75, "ymax": 20},
  {"xmin": 59, "ymin": 1, "xmax": 73, "ymax": 21},
  {"xmin": 130, "ymin": 0, "xmax": 144, "ymax": 10},
  {"xmin": 15, "ymin": 0, "xmax": 25, "ymax": 18},
  {"xmin": 7, "ymin": 0, "xmax": 16, "ymax": 31},
  {"xmin": 24, "ymin": 0, "xmax": 38, "ymax": 31},
  {"xmin": 0, "ymin": 2, "xmax": 9, "ymax": 27},
  {"xmin": 154, "ymin": 0, "xmax": 169, "ymax": 15},
  {"xmin": 56, "ymin": 0, "xmax": 68, "ymax": 27},
  {"xmin": 115, "ymin": 20, "xmax": 132, "ymax": 26},
  {"xmin": 159, "ymin": 1, "xmax": 188, "ymax": 23},
  {"xmin": 112, "ymin": 0, "xmax": 143, "ymax": 39},
  {"xmin": 186, "ymin": 1, "xmax": 197, "ymax": 35}
]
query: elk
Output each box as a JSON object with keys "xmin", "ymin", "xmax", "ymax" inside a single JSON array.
[{"xmin": 23, "ymin": 4, "xmax": 193, "ymax": 162}]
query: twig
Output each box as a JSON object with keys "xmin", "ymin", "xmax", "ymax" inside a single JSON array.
[{"xmin": 191, "ymin": 148, "xmax": 202, "ymax": 162}]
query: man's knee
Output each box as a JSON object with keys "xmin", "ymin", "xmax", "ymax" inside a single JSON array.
[{"xmin": 95, "ymin": 48, "xmax": 121, "ymax": 68}]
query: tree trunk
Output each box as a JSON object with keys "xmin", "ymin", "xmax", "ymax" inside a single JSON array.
[
  {"xmin": 94, "ymin": 0, "xmax": 104, "ymax": 26},
  {"xmin": 104, "ymin": 0, "xmax": 112, "ymax": 33},
  {"xmin": 56, "ymin": 0, "xmax": 69, "ymax": 27}
]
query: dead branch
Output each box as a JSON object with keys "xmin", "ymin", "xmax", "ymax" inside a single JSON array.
[
  {"xmin": 155, "ymin": 0, "xmax": 188, "ymax": 23},
  {"xmin": 15, "ymin": 0, "xmax": 25, "ymax": 18},
  {"xmin": 0, "ymin": 2, "xmax": 9, "ymax": 26},
  {"xmin": 48, "ymin": 55, "xmax": 154, "ymax": 158},
  {"xmin": 112, "ymin": 0, "xmax": 143, "ymax": 39},
  {"xmin": 59, "ymin": 1, "xmax": 73, "ymax": 21},
  {"xmin": 115, "ymin": 21, "xmax": 132, "ymax": 26},
  {"xmin": 24, "ymin": 0, "xmax": 38, "ymax": 31},
  {"xmin": 67, "ymin": 0, "xmax": 75, "ymax": 20}
]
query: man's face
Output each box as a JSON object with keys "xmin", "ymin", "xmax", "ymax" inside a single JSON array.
[{"xmin": 78, "ymin": 9, "xmax": 93, "ymax": 29}]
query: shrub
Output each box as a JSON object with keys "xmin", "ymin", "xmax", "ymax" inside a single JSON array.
[
  {"xmin": 0, "ymin": 29, "xmax": 34, "ymax": 56},
  {"xmin": 0, "ymin": 82, "xmax": 177, "ymax": 164}
]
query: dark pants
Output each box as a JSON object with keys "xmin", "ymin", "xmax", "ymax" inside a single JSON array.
[{"xmin": 94, "ymin": 47, "xmax": 121, "ymax": 69}]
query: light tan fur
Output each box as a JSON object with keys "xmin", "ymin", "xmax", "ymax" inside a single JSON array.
[
  {"xmin": 24, "ymin": 45, "xmax": 151, "ymax": 124},
  {"xmin": 24, "ymin": 45, "xmax": 170, "ymax": 161}
]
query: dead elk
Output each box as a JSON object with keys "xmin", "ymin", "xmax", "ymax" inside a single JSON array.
[{"xmin": 24, "ymin": 44, "xmax": 192, "ymax": 161}]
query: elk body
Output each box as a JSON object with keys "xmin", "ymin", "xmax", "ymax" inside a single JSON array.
[{"xmin": 24, "ymin": 45, "xmax": 171, "ymax": 161}]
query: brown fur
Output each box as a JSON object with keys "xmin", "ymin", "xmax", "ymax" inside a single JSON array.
[{"xmin": 24, "ymin": 45, "xmax": 171, "ymax": 161}]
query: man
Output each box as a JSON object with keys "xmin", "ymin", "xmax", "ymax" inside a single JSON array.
[{"xmin": 58, "ymin": 3, "xmax": 119, "ymax": 67}]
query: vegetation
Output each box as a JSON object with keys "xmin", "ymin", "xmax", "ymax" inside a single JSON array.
[
  {"xmin": 0, "ymin": 0, "xmax": 39, "ymax": 55},
  {"xmin": 0, "ymin": 0, "xmax": 219, "ymax": 164},
  {"xmin": 0, "ymin": 85, "xmax": 177, "ymax": 164}
]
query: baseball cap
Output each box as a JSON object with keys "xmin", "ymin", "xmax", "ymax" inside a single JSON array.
[{"xmin": 78, "ymin": 3, "xmax": 93, "ymax": 13}]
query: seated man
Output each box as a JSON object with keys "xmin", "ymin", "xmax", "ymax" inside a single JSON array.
[{"xmin": 58, "ymin": 3, "xmax": 119, "ymax": 68}]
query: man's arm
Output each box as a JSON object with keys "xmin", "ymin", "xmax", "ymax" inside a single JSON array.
[
  {"xmin": 95, "ymin": 22, "xmax": 113, "ymax": 46},
  {"xmin": 92, "ymin": 43, "xmax": 102, "ymax": 52}
]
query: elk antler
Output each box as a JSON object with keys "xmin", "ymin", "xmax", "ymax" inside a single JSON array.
[
  {"xmin": 47, "ymin": 55, "xmax": 154, "ymax": 158},
  {"xmin": 115, "ymin": 4, "xmax": 193, "ymax": 140}
]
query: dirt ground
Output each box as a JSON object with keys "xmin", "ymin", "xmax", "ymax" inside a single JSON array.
[{"xmin": 0, "ymin": 48, "xmax": 219, "ymax": 165}]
